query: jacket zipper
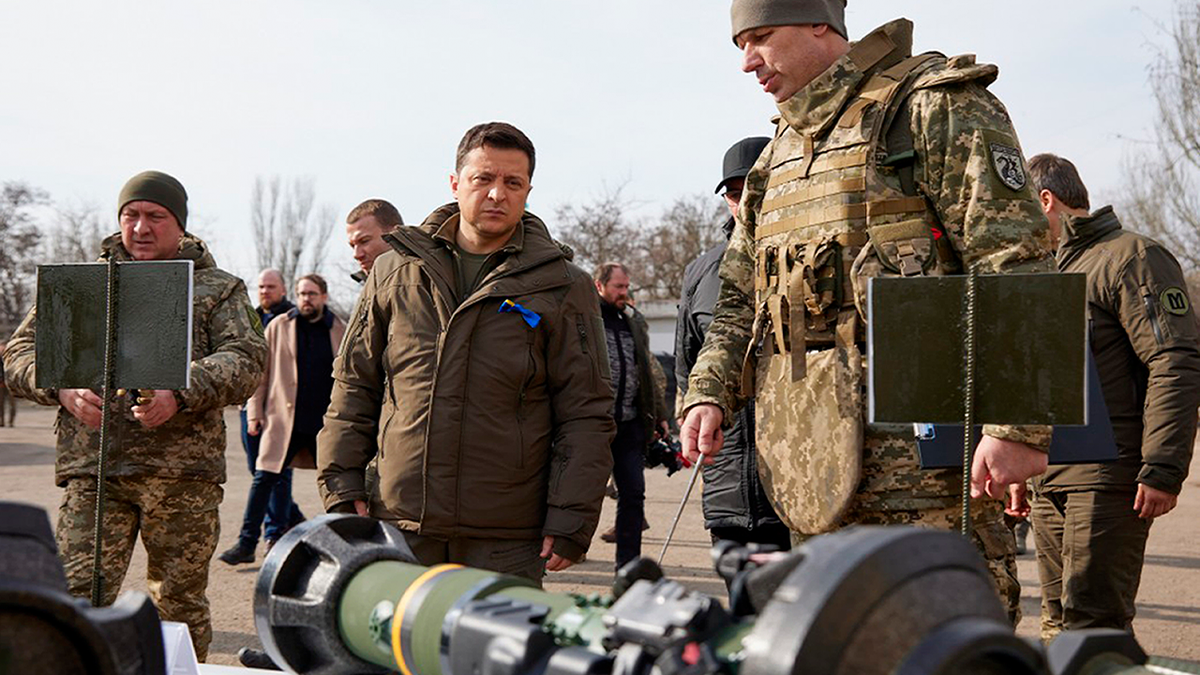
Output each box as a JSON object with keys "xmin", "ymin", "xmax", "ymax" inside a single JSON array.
[{"xmin": 1143, "ymin": 294, "xmax": 1166, "ymax": 346}]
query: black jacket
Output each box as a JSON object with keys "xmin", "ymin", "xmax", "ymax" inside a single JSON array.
[{"xmin": 676, "ymin": 219, "xmax": 783, "ymax": 531}]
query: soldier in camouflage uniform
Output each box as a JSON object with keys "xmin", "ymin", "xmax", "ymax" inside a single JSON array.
[
  {"xmin": 2, "ymin": 171, "xmax": 267, "ymax": 661},
  {"xmin": 680, "ymin": 0, "xmax": 1055, "ymax": 623}
]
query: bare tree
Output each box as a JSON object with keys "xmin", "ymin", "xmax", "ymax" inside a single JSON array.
[
  {"xmin": 0, "ymin": 183, "xmax": 48, "ymax": 333},
  {"xmin": 49, "ymin": 201, "xmax": 107, "ymax": 263},
  {"xmin": 250, "ymin": 176, "xmax": 336, "ymax": 289},
  {"xmin": 554, "ymin": 187, "xmax": 726, "ymax": 301},
  {"xmin": 636, "ymin": 194, "xmax": 727, "ymax": 301},
  {"xmin": 553, "ymin": 184, "xmax": 643, "ymax": 277},
  {"xmin": 1120, "ymin": 2, "xmax": 1200, "ymax": 295}
]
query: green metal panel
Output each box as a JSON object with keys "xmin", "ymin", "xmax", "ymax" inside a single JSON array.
[
  {"xmin": 867, "ymin": 273, "xmax": 1086, "ymax": 425},
  {"xmin": 35, "ymin": 261, "xmax": 192, "ymax": 390}
]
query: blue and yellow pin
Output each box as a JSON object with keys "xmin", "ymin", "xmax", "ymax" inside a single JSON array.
[{"xmin": 499, "ymin": 299, "xmax": 541, "ymax": 328}]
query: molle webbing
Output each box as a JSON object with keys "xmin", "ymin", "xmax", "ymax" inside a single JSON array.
[
  {"xmin": 766, "ymin": 149, "xmax": 870, "ymax": 190},
  {"xmin": 754, "ymin": 197, "xmax": 929, "ymax": 241}
]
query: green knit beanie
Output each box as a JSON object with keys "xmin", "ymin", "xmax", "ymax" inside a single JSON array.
[
  {"xmin": 118, "ymin": 170, "xmax": 188, "ymax": 231},
  {"xmin": 731, "ymin": 0, "xmax": 848, "ymax": 44}
]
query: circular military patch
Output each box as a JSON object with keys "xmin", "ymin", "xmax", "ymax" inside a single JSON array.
[{"xmin": 1160, "ymin": 287, "xmax": 1191, "ymax": 316}]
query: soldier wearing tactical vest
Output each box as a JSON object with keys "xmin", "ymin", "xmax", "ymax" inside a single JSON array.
[{"xmin": 680, "ymin": 0, "xmax": 1055, "ymax": 623}]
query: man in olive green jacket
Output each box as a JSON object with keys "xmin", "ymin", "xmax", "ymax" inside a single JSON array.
[
  {"xmin": 318, "ymin": 123, "xmax": 615, "ymax": 582},
  {"xmin": 1015, "ymin": 154, "xmax": 1200, "ymax": 640}
]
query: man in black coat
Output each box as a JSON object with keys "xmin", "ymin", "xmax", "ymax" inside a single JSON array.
[{"xmin": 675, "ymin": 137, "xmax": 791, "ymax": 574}]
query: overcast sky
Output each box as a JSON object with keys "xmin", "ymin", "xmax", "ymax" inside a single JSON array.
[{"xmin": 0, "ymin": 1, "xmax": 1177, "ymax": 285}]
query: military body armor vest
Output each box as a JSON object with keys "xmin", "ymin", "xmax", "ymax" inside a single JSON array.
[{"xmin": 748, "ymin": 50, "xmax": 969, "ymax": 535}]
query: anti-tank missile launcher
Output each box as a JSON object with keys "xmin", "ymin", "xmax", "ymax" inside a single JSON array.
[{"xmin": 253, "ymin": 514, "xmax": 1200, "ymax": 675}]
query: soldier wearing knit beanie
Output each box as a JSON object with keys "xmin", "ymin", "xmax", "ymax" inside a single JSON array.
[{"xmin": 731, "ymin": 0, "xmax": 848, "ymax": 43}]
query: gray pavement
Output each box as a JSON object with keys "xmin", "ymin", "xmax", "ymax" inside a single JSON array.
[{"xmin": 3, "ymin": 401, "xmax": 1199, "ymax": 667}]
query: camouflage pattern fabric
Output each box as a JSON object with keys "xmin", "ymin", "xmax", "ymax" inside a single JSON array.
[
  {"xmin": 756, "ymin": 345, "xmax": 861, "ymax": 533},
  {"xmin": 3, "ymin": 234, "xmax": 267, "ymax": 486},
  {"xmin": 2, "ymin": 233, "xmax": 263, "ymax": 662},
  {"xmin": 684, "ymin": 18, "xmax": 1052, "ymax": 592},
  {"xmin": 57, "ymin": 477, "xmax": 223, "ymax": 660}
]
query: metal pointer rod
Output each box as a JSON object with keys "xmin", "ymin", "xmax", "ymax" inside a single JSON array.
[{"xmin": 658, "ymin": 458, "xmax": 704, "ymax": 565}]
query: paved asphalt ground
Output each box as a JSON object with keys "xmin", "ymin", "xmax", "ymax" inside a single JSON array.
[{"xmin": 3, "ymin": 402, "xmax": 1199, "ymax": 668}]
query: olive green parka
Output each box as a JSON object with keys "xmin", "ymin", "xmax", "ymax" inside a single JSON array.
[
  {"xmin": 1035, "ymin": 206, "xmax": 1200, "ymax": 495},
  {"xmin": 317, "ymin": 204, "xmax": 615, "ymax": 561}
]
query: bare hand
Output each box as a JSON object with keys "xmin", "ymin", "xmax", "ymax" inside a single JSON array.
[
  {"xmin": 131, "ymin": 389, "xmax": 179, "ymax": 429},
  {"xmin": 681, "ymin": 404, "xmax": 724, "ymax": 466},
  {"xmin": 657, "ymin": 419, "xmax": 670, "ymax": 439},
  {"xmin": 1134, "ymin": 484, "xmax": 1177, "ymax": 519},
  {"xmin": 540, "ymin": 536, "xmax": 574, "ymax": 572},
  {"xmin": 1005, "ymin": 482, "xmax": 1031, "ymax": 518},
  {"xmin": 970, "ymin": 436, "xmax": 1048, "ymax": 500},
  {"xmin": 59, "ymin": 388, "xmax": 103, "ymax": 429},
  {"xmin": 353, "ymin": 500, "xmax": 369, "ymax": 517},
  {"xmin": 247, "ymin": 419, "xmax": 263, "ymax": 436}
]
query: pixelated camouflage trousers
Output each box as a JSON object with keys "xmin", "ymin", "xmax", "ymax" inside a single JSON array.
[
  {"xmin": 57, "ymin": 476, "xmax": 222, "ymax": 661},
  {"xmin": 787, "ymin": 424, "xmax": 1022, "ymax": 625}
]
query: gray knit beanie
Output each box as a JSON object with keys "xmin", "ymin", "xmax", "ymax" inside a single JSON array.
[{"xmin": 731, "ymin": 0, "xmax": 848, "ymax": 44}]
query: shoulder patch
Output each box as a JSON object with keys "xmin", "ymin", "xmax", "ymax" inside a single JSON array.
[
  {"xmin": 985, "ymin": 135, "xmax": 1027, "ymax": 192},
  {"xmin": 1161, "ymin": 287, "xmax": 1191, "ymax": 316},
  {"xmin": 246, "ymin": 307, "xmax": 265, "ymax": 337}
]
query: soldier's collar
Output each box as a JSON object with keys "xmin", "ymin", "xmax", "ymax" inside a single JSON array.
[{"xmin": 776, "ymin": 19, "xmax": 913, "ymax": 136}]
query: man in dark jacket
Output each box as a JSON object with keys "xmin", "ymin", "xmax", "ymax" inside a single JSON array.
[
  {"xmin": 595, "ymin": 262, "xmax": 669, "ymax": 569},
  {"xmin": 1016, "ymin": 154, "xmax": 1200, "ymax": 640},
  {"xmin": 318, "ymin": 123, "xmax": 615, "ymax": 583},
  {"xmin": 676, "ymin": 138, "xmax": 790, "ymax": 562}
]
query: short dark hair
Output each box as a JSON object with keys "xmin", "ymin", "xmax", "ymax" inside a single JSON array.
[
  {"xmin": 346, "ymin": 199, "xmax": 403, "ymax": 229},
  {"xmin": 594, "ymin": 262, "xmax": 629, "ymax": 286},
  {"xmin": 1028, "ymin": 154, "xmax": 1090, "ymax": 211},
  {"xmin": 455, "ymin": 122, "xmax": 536, "ymax": 180},
  {"xmin": 296, "ymin": 273, "xmax": 328, "ymax": 294}
]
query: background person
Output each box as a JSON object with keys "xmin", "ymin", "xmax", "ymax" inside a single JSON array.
[
  {"xmin": 237, "ymin": 268, "xmax": 302, "ymax": 547},
  {"xmin": 346, "ymin": 198, "xmax": 404, "ymax": 283},
  {"xmin": 594, "ymin": 262, "xmax": 669, "ymax": 570},
  {"xmin": 220, "ymin": 274, "xmax": 344, "ymax": 565},
  {"xmin": 676, "ymin": 137, "xmax": 791, "ymax": 571}
]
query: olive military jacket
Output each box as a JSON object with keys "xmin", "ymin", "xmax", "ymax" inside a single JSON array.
[
  {"xmin": 316, "ymin": 204, "xmax": 615, "ymax": 561},
  {"xmin": 1034, "ymin": 207, "xmax": 1200, "ymax": 495},
  {"xmin": 3, "ymin": 234, "xmax": 267, "ymax": 486}
]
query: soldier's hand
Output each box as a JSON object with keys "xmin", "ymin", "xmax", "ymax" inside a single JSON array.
[
  {"xmin": 1134, "ymin": 483, "xmax": 1177, "ymax": 519},
  {"xmin": 131, "ymin": 389, "xmax": 179, "ymax": 429},
  {"xmin": 247, "ymin": 419, "xmax": 263, "ymax": 436},
  {"xmin": 540, "ymin": 535, "xmax": 574, "ymax": 572},
  {"xmin": 59, "ymin": 388, "xmax": 103, "ymax": 429},
  {"xmin": 353, "ymin": 500, "xmax": 369, "ymax": 517},
  {"xmin": 970, "ymin": 436, "xmax": 1048, "ymax": 500},
  {"xmin": 1005, "ymin": 483, "xmax": 1030, "ymax": 518},
  {"xmin": 681, "ymin": 404, "xmax": 724, "ymax": 466}
]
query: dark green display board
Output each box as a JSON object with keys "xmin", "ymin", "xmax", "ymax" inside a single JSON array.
[
  {"xmin": 866, "ymin": 273, "xmax": 1087, "ymax": 425},
  {"xmin": 35, "ymin": 261, "xmax": 193, "ymax": 390}
]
